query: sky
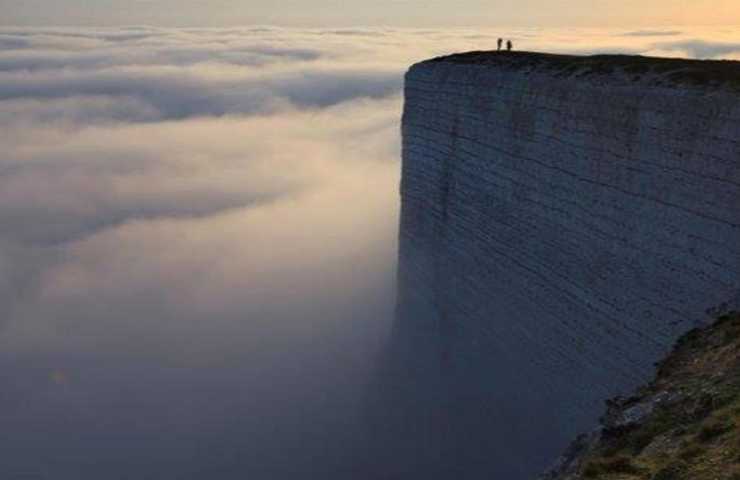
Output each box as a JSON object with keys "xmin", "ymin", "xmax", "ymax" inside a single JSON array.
[
  {"xmin": 1, "ymin": 0, "xmax": 740, "ymax": 27},
  {"xmin": 1, "ymin": 8, "xmax": 740, "ymax": 480}
]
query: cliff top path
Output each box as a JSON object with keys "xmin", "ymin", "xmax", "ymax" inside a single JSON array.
[{"xmin": 421, "ymin": 51, "xmax": 740, "ymax": 90}]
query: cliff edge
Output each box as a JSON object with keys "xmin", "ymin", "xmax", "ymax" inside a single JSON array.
[
  {"xmin": 425, "ymin": 51, "xmax": 740, "ymax": 90},
  {"xmin": 390, "ymin": 51, "xmax": 740, "ymax": 479}
]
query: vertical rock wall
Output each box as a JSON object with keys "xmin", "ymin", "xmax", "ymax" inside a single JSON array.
[{"xmin": 393, "ymin": 55, "xmax": 740, "ymax": 479}]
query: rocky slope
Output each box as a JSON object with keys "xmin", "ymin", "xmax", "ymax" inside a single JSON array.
[{"xmin": 542, "ymin": 311, "xmax": 740, "ymax": 480}]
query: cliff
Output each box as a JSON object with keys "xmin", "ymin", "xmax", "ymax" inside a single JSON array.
[
  {"xmin": 541, "ymin": 311, "xmax": 740, "ymax": 480},
  {"xmin": 390, "ymin": 52, "xmax": 740, "ymax": 479}
]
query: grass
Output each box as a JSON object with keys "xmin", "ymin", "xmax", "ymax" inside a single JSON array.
[
  {"xmin": 696, "ymin": 419, "xmax": 735, "ymax": 443},
  {"xmin": 652, "ymin": 462, "xmax": 688, "ymax": 480},
  {"xmin": 582, "ymin": 457, "xmax": 643, "ymax": 478}
]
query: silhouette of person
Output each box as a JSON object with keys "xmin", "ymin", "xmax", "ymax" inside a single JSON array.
[
  {"xmin": 497, "ymin": 38, "xmax": 503, "ymax": 51},
  {"xmin": 507, "ymin": 40, "xmax": 513, "ymax": 51}
]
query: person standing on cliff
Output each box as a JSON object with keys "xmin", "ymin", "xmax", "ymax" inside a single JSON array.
[
  {"xmin": 507, "ymin": 40, "xmax": 513, "ymax": 51},
  {"xmin": 497, "ymin": 38, "xmax": 503, "ymax": 51}
]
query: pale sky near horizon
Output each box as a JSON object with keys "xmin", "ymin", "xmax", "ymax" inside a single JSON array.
[{"xmin": 1, "ymin": 0, "xmax": 739, "ymax": 27}]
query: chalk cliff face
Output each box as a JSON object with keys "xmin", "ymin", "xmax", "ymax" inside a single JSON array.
[{"xmin": 392, "ymin": 53, "xmax": 740, "ymax": 479}]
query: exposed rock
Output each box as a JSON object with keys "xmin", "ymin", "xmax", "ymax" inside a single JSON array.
[{"xmin": 602, "ymin": 391, "xmax": 681, "ymax": 430}]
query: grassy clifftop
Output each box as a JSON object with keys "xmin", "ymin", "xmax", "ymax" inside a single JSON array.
[
  {"xmin": 542, "ymin": 311, "xmax": 740, "ymax": 480},
  {"xmin": 423, "ymin": 51, "xmax": 740, "ymax": 90}
]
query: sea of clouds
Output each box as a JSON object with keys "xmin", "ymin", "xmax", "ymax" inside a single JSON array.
[{"xmin": 1, "ymin": 25, "xmax": 739, "ymax": 479}]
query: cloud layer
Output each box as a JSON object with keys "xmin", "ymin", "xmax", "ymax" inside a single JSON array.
[{"xmin": 1, "ymin": 25, "xmax": 739, "ymax": 479}]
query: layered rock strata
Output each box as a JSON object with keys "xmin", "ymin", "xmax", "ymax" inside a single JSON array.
[{"xmin": 390, "ymin": 52, "xmax": 740, "ymax": 479}]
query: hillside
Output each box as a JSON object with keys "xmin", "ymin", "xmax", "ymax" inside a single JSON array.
[{"xmin": 542, "ymin": 311, "xmax": 740, "ymax": 480}]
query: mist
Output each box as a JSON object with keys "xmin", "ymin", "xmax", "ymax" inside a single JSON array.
[{"xmin": 1, "ymin": 25, "xmax": 740, "ymax": 479}]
